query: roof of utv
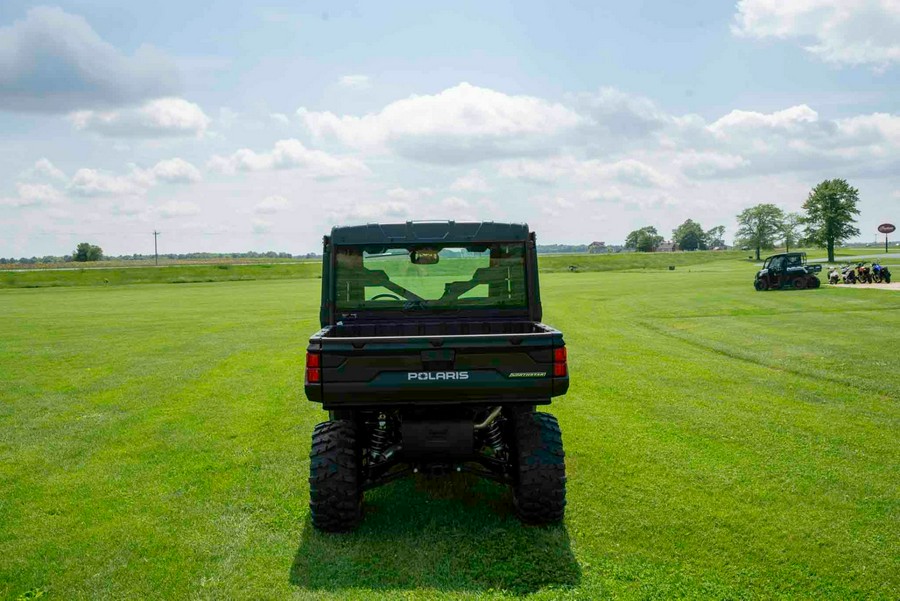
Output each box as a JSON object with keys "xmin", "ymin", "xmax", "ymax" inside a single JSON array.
[{"xmin": 330, "ymin": 221, "xmax": 530, "ymax": 246}]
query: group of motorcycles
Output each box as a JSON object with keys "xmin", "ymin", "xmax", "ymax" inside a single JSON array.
[{"xmin": 828, "ymin": 261, "xmax": 892, "ymax": 285}]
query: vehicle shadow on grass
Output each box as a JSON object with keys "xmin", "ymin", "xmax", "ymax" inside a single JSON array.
[{"xmin": 290, "ymin": 473, "xmax": 580, "ymax": 595}]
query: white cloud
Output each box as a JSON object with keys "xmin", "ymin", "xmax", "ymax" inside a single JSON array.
[
  {"xmin": 338, "ymin": 75, "xmax": 372, "ymax": 90},
  {"xmin": 208, "ymin": 138, "xmax": 370, "ymax": 178},
  {"xmin": 0, "ymin": 6, "xmax": 179, "ymax": 112},
  {"xmin": 676, "ymin": 151, "xmax": 750, "ymax": 178},
  {"xmin": 71, "ymin": 97, "xmax": 210, "ymax": 138},
  {"xmin": 328, "ymin": 200, "xmax": 412, "ymax": 224},
  {"xmin": 298, "ymin": 82, "xmax": 583, "ymax": 163},
  {"xmin": 67, "ymin": 158, "xmax": 200, "ymax": 197},
  {"xmin": 21, "ymin": 158, "xmax": 66, "ymax": 181},
  {"xmin": 709, "ymin": 105, "xmax": 819, "ymax": 136},
  {"xmin": 441, "ymin": 196, "xmax": 471, "ymax": 210},
  {"xmin": 150, "ymin": 158, "xmax": 202, "ymax": 183},
  {"xmin": 540, "ymin": 196, "xmax": 576, "ymax": 218},
  {"xmin": 733, "ymin": 0, "xmax": 900, "ymax": 70},
  {"xmin": 269, "ymin": 112, "xmax": 290, "ymax": 125},
  {"xmin": 386, "ymin": 187, "xmax": 434, "ymax": 202},
  {"xmin": 158, "ymin": 201, "xmax": 200, "ymax": 218},
  {"xmin": 254, "ymin": 195, "xmax": 290, "ymax": 213},
  {"xmin": 16, "ymin": 182, "xmax": 63, "ymax": 203},
  {"xmin": 500, "ymin": 156, "xmax": 671, "ymax": 188},
  {"xmin": 69, "ymin": 168, "xmax": 146, "ymax": 197},
  {"xmin": 450, "ymin": 172, "xmax": 491, "ymax": 193}
]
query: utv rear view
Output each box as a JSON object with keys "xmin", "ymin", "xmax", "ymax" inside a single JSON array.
[{"xmin": 304, "ymin": 221, "xmax": 569, "ymax": 531}]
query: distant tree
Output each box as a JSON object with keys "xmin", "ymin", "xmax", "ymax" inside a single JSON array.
[
  {"xmin": 736, "ymin": 204, "xmax": 785, "ymax": 260},
  {"xmin": 705, "ymin": 225, "xmax": 726, "ymax": 248},
  {"xmin": 802, "ymin": 179, "xmax": 860, "ymax": 263},
  {"xmin": 673, "ymin": 219, "xmax": 707, "ymax": 251},
  {"xmin": 73, "ymin": 242, "xmax": 103, "ymax": 262},
  {"xmin": 781, "ymin": 212, "xmax": 803, "ymax": 253},
  {"xmin": 625, "ymin": 226, "xmax": 664, "ymax": 252}
]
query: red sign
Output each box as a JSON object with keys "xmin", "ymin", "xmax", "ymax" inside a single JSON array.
[{"xmin": 878, "ymin": 223, "xmax": 896, "ymax": 234}]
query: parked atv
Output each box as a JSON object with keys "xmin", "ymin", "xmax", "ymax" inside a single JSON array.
[{"xmin": 754, "ymin": 252, "xmax": 822, "ymax": 291}]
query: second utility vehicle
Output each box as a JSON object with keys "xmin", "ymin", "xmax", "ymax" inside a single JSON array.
[
  {"xmin": 305, "ymin": 221, "xmax": 569, "ymax": 531},
  {"xmin": 754, "ymin": 252, "xmax": 822, "ymax": 291}
]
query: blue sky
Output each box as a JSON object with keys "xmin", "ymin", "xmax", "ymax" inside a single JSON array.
[{"xmin": 1, "ymin": 1, "xmax": 898, "ymax": 256}]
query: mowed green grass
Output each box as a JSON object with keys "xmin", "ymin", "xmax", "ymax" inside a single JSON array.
[{"xmin": 0, "ymin": 262, "xmax": 898, "ymax": 599}]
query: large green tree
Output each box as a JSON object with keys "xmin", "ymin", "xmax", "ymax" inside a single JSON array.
[
  {"xmin": 673, "ymin": 219, "xmax": 707, "ymax": 251},
  {"xmin": 73, "ymin": 242, "xmax": 103, "ymax": 262},
  {"xmin": 625, "ymin": 226, "xmax": 664, "ymax": 252},
  {"xmin": 781, "ymin": 212, "xmax": 803, "ymax": 252},
  {"xmin": 736, "ymin": 204, "xmax": 784, "ymax": 260},
  {"xmin": 802, "ymin": 179, "xmax": 860, "ymax": 262}
]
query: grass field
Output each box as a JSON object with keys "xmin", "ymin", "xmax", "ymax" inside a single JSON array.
[{"xmin": 1, "ymin": 259, "xmax": 898, "ymax": 599}]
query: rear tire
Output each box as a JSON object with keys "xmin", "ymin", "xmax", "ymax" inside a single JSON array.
[
  {"xmin": 511, "ymin": 411, "xmax": 566, "ymax": 525},
  {"xmin": 810, "ymin": 276, "xmax": 821, "ymax": 288},
  {"xmin": 793, "ymin": 276, "xmax": 808, "ymax": 290},
  {"xmin": 309, "ymin": 420, "xmax": 363, "ymax": 532}
]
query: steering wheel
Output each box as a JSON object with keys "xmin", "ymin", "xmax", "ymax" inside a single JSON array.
[{"xmin": 371, "ymin": 293, "xmax": 402, "ymax": 301}]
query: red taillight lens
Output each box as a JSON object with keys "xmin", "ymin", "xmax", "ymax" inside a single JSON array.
[
  {"xmin": 552, "ymin": 346, "xmax": 567, "ymax": 377},
  {"xmin": 306, "ymin": 352, "xmax": 321, "ymax": 384}
]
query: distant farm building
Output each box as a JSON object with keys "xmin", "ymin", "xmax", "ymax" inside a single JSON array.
[{"xmin": 655, "ymin": 241, "xmax": 678, "ymax": 252}]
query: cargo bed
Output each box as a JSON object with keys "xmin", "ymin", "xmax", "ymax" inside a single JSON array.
[{"xmin": 306, "ymin": 321, "xmax": 566, "ymax": 407}]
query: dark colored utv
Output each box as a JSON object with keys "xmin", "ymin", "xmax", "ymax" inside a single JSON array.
[
  {"xmin": 304, "ymin": 221, "xmax": 569, "ymax": 532},
  {"xmin": 754, "ymin": 252, "xmax": 822, "ymax": 291}
]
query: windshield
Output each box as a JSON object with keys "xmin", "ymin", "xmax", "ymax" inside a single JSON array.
[{"xmin": 334, "ymin": 243, "xmax": 527, "ymax": 312}]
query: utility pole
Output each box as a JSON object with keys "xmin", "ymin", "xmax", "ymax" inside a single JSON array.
[{"xmin": 153, "ymin": 230, "xmax": 160, "ymax": 266}]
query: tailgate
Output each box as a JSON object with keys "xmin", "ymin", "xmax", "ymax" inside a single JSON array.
[{"xmin": 305, "ymin": 326, "xmax": 568, "ymax": 408}]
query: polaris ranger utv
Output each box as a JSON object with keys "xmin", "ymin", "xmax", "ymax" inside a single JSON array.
[
  {"xmin": 304, "ymin": 221, "xmax": 569, "ymax": 532},
  {"xmin": 754, "ymin": 252, "xmax": 822, "ymax": 291}
]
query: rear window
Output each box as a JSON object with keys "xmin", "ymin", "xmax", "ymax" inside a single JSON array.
[{"xmin": 334, "ymin": 243, "xmax": 527, "ymax": 312}]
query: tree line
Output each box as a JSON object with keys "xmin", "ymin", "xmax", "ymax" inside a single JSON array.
[
  {"xmin": 625, "ymin": 221, "xmax": 727, "ymax": 253},
  {"xmin": 625, "ymin": 179, "xmax": 861, "ymax": 262},
  {"xmin": 0, "ymin": 248, "xmax": 308, "ymax": 265},
  {"xmin": 736, "ymin": 179, "xmax": 860, "ymax": 262}
]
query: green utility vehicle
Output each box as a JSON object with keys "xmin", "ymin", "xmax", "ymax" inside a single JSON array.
[
  {"xmin": 754, "ymin": 252, "xmax": 822, "ymax": 291},
  {"xmin": 304, "ymin": 221, "xmax": 569, "ymax": 532}
]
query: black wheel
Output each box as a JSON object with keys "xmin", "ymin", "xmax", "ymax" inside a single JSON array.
[
  {"xmin": 810, "ymin": 276, "xmax": 821, "ymax": 288},
  {"xmin": 754, "ymin": 279, "xmax": 765, "ymax": 291},
  {"xmin": 309, "ymin": 420, "xmax": 362, "ymax": 532},
  {"xmin": 511, "ymin": 411, "xmax": 566, "ymax": 525},
  {"xmin": 793, "ymin": 276, "xmax": 808, "ymax": 290}
]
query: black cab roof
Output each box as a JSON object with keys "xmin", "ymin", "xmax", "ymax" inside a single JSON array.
[{"xmin": 330, "ymin": 221, "xmax": 530, "ymax": 246}]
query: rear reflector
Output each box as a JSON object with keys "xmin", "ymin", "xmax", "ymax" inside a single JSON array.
[
  {"xmin": 552, "ymin": 346, "xmax": 567, "ymax": 377},
  {"xmin": 305, "ymin": 352, "xmax": 322, "ymax": 384}
]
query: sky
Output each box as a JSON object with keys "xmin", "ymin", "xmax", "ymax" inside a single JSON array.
[{"xmin": 1, "ymin": 0, "xmax": 898, "ymax": 257}]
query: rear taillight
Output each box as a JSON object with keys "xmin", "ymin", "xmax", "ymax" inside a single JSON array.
[
  {"xmin": 305, "ymin": 352, "xmax": 321, "ymax": 384},
  {"xmin": 553, "ymin": 347, "xmax": 567, "ymax": 377}
]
